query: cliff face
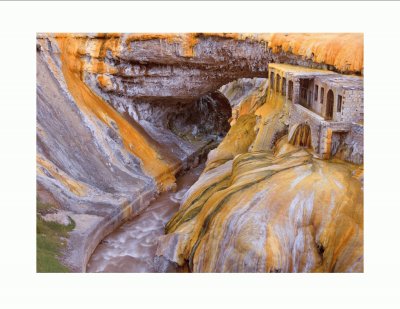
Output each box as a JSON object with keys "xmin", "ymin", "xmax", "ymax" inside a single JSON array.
[
  {"xmin": 43, "ymin": 34, "xmax": 271, "ymax": 104},
  {"xmin": 36, "ymin": 33, "xmax": 363, "ymax": 271}
]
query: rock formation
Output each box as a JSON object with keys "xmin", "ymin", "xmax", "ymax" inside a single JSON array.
[
  {"xmin": 36, "ymin": 33, "xmax": 363, "ymax": 272},
  {"xmin": 158, "ymin": 76, "xmax": 363, "ymax": 272},
  {"xmin": 161, "ymin": 140, "xmax": 363, "ymax": 272}
]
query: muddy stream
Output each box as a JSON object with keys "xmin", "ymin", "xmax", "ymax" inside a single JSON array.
[{"xmin": 86, "ymin": 164, "xmax": 204, "ymax": 272}]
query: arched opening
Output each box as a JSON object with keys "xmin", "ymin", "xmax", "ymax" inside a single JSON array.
[
  {"xmin": 276, "ymin": 74, "xmax": 281, "ymax": 93},
  {"xmin": 299, "ymin": 78, "xmax": 311, "ymax": 107},
  {"xmin": 289, "ymin": 123, "xmax": 312, "ymax": 148},
  {"xmin": 288, "ymin": 80, "xmax": 293, "ymax": 101},
  {"xmin": 326, "ymin": 89, "xmax": 334, "ymax": 120},
  {"xmin": 167, "ymin": 90, "xmax": 232, "ymax": 141},
  {"xmin": 282, "ymin": 77, "xmax": 287, "ymax": 95}
]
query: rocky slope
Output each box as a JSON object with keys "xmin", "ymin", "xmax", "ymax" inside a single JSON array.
[
  {"xmin": 36, "ymin": 33, "xmax": 363, "ymax": 271},
  {"xmin": 161, "ymin": 150, "xmax": 363, "ymax": 272},
  {"xmin": 158, "ymin": 80, "xmax": 363, "ymax": 273}
]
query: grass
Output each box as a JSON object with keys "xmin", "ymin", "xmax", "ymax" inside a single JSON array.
[{"xmin": 36, "ymin": 200, "xmax": 75, "ymax": 273}]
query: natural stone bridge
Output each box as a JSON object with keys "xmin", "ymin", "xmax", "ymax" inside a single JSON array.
[
  {"xmin": 38, "ymin": 33, "xmax": 363, "ymax": 108},
  {"xmin": 38, "ymin": 34, "xmax": 272, "ymax": 105},
  {"xmin": 36, "ymin": 33, "xmax": 363, "ymax": 271}
]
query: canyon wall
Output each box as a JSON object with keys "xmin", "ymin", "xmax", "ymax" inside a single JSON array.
[{"xmin": 36, "ymin": 33, "xmax": 363, "ymax": 271}]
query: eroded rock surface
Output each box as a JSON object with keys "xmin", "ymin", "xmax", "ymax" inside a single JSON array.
[
  {"xmin": 158, "ymin": 79, "xmax": 363, "ymax": 273},
  {"xmin": 36, "ymin": 33, "xmax": 363, "ymax": 272},
  {"xmin": 162, "ymin": 146, "xmax": 363, "ymax": 272}
]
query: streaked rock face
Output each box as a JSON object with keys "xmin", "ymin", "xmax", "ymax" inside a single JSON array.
[
  {"xmin": 162, "ymin": 146, "xmax": 363, "ymax": 272},
  {"xmin": 268, "ymin": 33, "xmax": 364, "ymax": 74},
  {"xmin": 36, "ymin": 33, "xmax": 363, "ymax": 271},
  {"xmin": 159, "ymin": 79, "xmax": 363, "ymax": 273},
  {"xmin": 39, "ymin": 34, "xmax": 271, "ymax": 105}
]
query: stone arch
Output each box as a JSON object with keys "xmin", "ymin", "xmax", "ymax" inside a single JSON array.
[
  {"xmin": 288, "ymin": 123, "xmax": 312, "ymax": 148},
  {"xmin": 288, "ymin": 123, "xmax": 314, "ymax": 150}
]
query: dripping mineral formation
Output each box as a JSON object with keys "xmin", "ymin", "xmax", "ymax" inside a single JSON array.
[{"xmin": 36, "ymin": 33, "xmax": 363, "ymax": 272}]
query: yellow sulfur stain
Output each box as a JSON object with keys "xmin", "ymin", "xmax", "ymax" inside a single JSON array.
[
  {"xmin": 37, "ymin": 155, "xmax": 87, "ymax": 197},
  {"xmin": 238, "ymin": 82, "xmax": 268, "ymax": 117},
  {"xmin": 167, "ymin": 147, "xmax": 363, "ymax": 272},
  {"xmin": 205, "ymin": 114, "xmax": 257, "ymax": 172},
  {"xmin": 96, "ymin": 74, "xmax": 113, "ymax": 90},
  {"xmin": 269, "ymin": 33, "xmax": 363, "ymax": 73},
  {"xmin": 55, "ymin": 35, "xmax": 176, "ymax": 191},
  {"xmin": 251, "ymin": 89, "xmax": 287, "ymax": 151},
  {"xmin": 163, "ymin": 73, "xmax": 363, "ymax": 272},
  {"xmin": 41, "ymin": 33, "xmax": 364, "ymax": 74}
]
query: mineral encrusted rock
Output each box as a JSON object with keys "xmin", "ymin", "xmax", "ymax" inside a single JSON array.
[
  {"xmin": 36, "ymin": 33, "xmax": 363, "ymax": 271},
  {"xmin": 158, "ymin": 75, "xmax": 363, "ymax": 273},
  {"xmin": 161, "ymin": 147, "xmax": 363, "ymax": 272}
]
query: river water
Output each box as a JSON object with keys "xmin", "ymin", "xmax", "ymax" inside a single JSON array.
[{"xmin": 86, "ymin": 164, "xmax": 204, "ymax": 272}]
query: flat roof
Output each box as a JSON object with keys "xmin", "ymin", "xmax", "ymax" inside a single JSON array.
[
  {"xmin": 269, "ymin": 63, "xmax": 363, "ymax": 90},
  {"xmin": 268, "ymin": 63, "xmax": 334, "ymax": 76},
  {"xmin": 315, "ymin": 75, "xmax": 363, "ymax": 90}
]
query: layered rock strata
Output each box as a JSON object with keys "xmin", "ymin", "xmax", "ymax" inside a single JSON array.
[{"xmin": 36, "ymin": 33, "xmax": 363, "ymax": 271}]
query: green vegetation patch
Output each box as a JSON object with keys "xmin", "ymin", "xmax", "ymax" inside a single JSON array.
[{"xmin": 36, "ymin": 200, "xmax": 75, "ymax": 273}]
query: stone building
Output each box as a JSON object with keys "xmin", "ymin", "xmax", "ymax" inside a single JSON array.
[{"xmin": 268, "ymin": 63, "xmax": 363, "ymax": 162}]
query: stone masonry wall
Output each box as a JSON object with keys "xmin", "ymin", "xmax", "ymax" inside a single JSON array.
[
  {"xmin": 288, "ymin": 103, "xmax": 323, "ymax": 152},
  {"xmin": 270, "ymin": 65, "xmax": 363, "ymax": 163},
  {"xmin": 313, "ymin": 79, "xmax": 345, "ymax": 121},
  {"xmin": 289, "ymin": 103, "xmax": 354, "ymax": 158},
  {"xmin": 335, "ymin": 123, "xmax": 364, "ymax": 164},
  {"xmin": 342, "ymin": 90, "xmax": 364, "ymax": 123}
]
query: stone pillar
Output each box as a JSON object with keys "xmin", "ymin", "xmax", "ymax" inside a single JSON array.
[
  {"xmin": 293, "ymin": 78, "xmax": 300, "ymax": 105},
  {"xmin": 320, "ymin": 127, "xmax": 333, "ymax": 159}
]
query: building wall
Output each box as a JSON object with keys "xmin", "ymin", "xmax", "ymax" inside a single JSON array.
[
  {"xmin": 314, "ymin": 77, "xmax": 363, "ymax": 123},
  {"xmin": 309, "ymin": 82, "xmax": 322, "ymax": 115},
  {"xmin": 289, "ymin": 103, "xmax": 354, "ymax": 158},
  {"xmin": 313, "ymin": 79, "xmax": 345, "ymax": 121},
  {"xmin": 342, "ymin": 89, "xmax": 364, "ymax": 123},
  {"xmin": 269, "ymin": 67, "xmax": 285, "ymax": 94},
  {"xmin": 335, "ymin": 123, "xmax": 364, "ymax": 164},
  {"xmin": 269, "ymin": 66, "xmax": 363, "ymax": 163},
  {"xmin": 318, "ymin": 121, "xmax": 352, "ymax": 159},
  {"xmin": 288, "ymin": 103, "xmax": 323, "ymax": 153},
  {"xmin": 298, "ymin": 79, "xmax": 316, "ymax": 110}
]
